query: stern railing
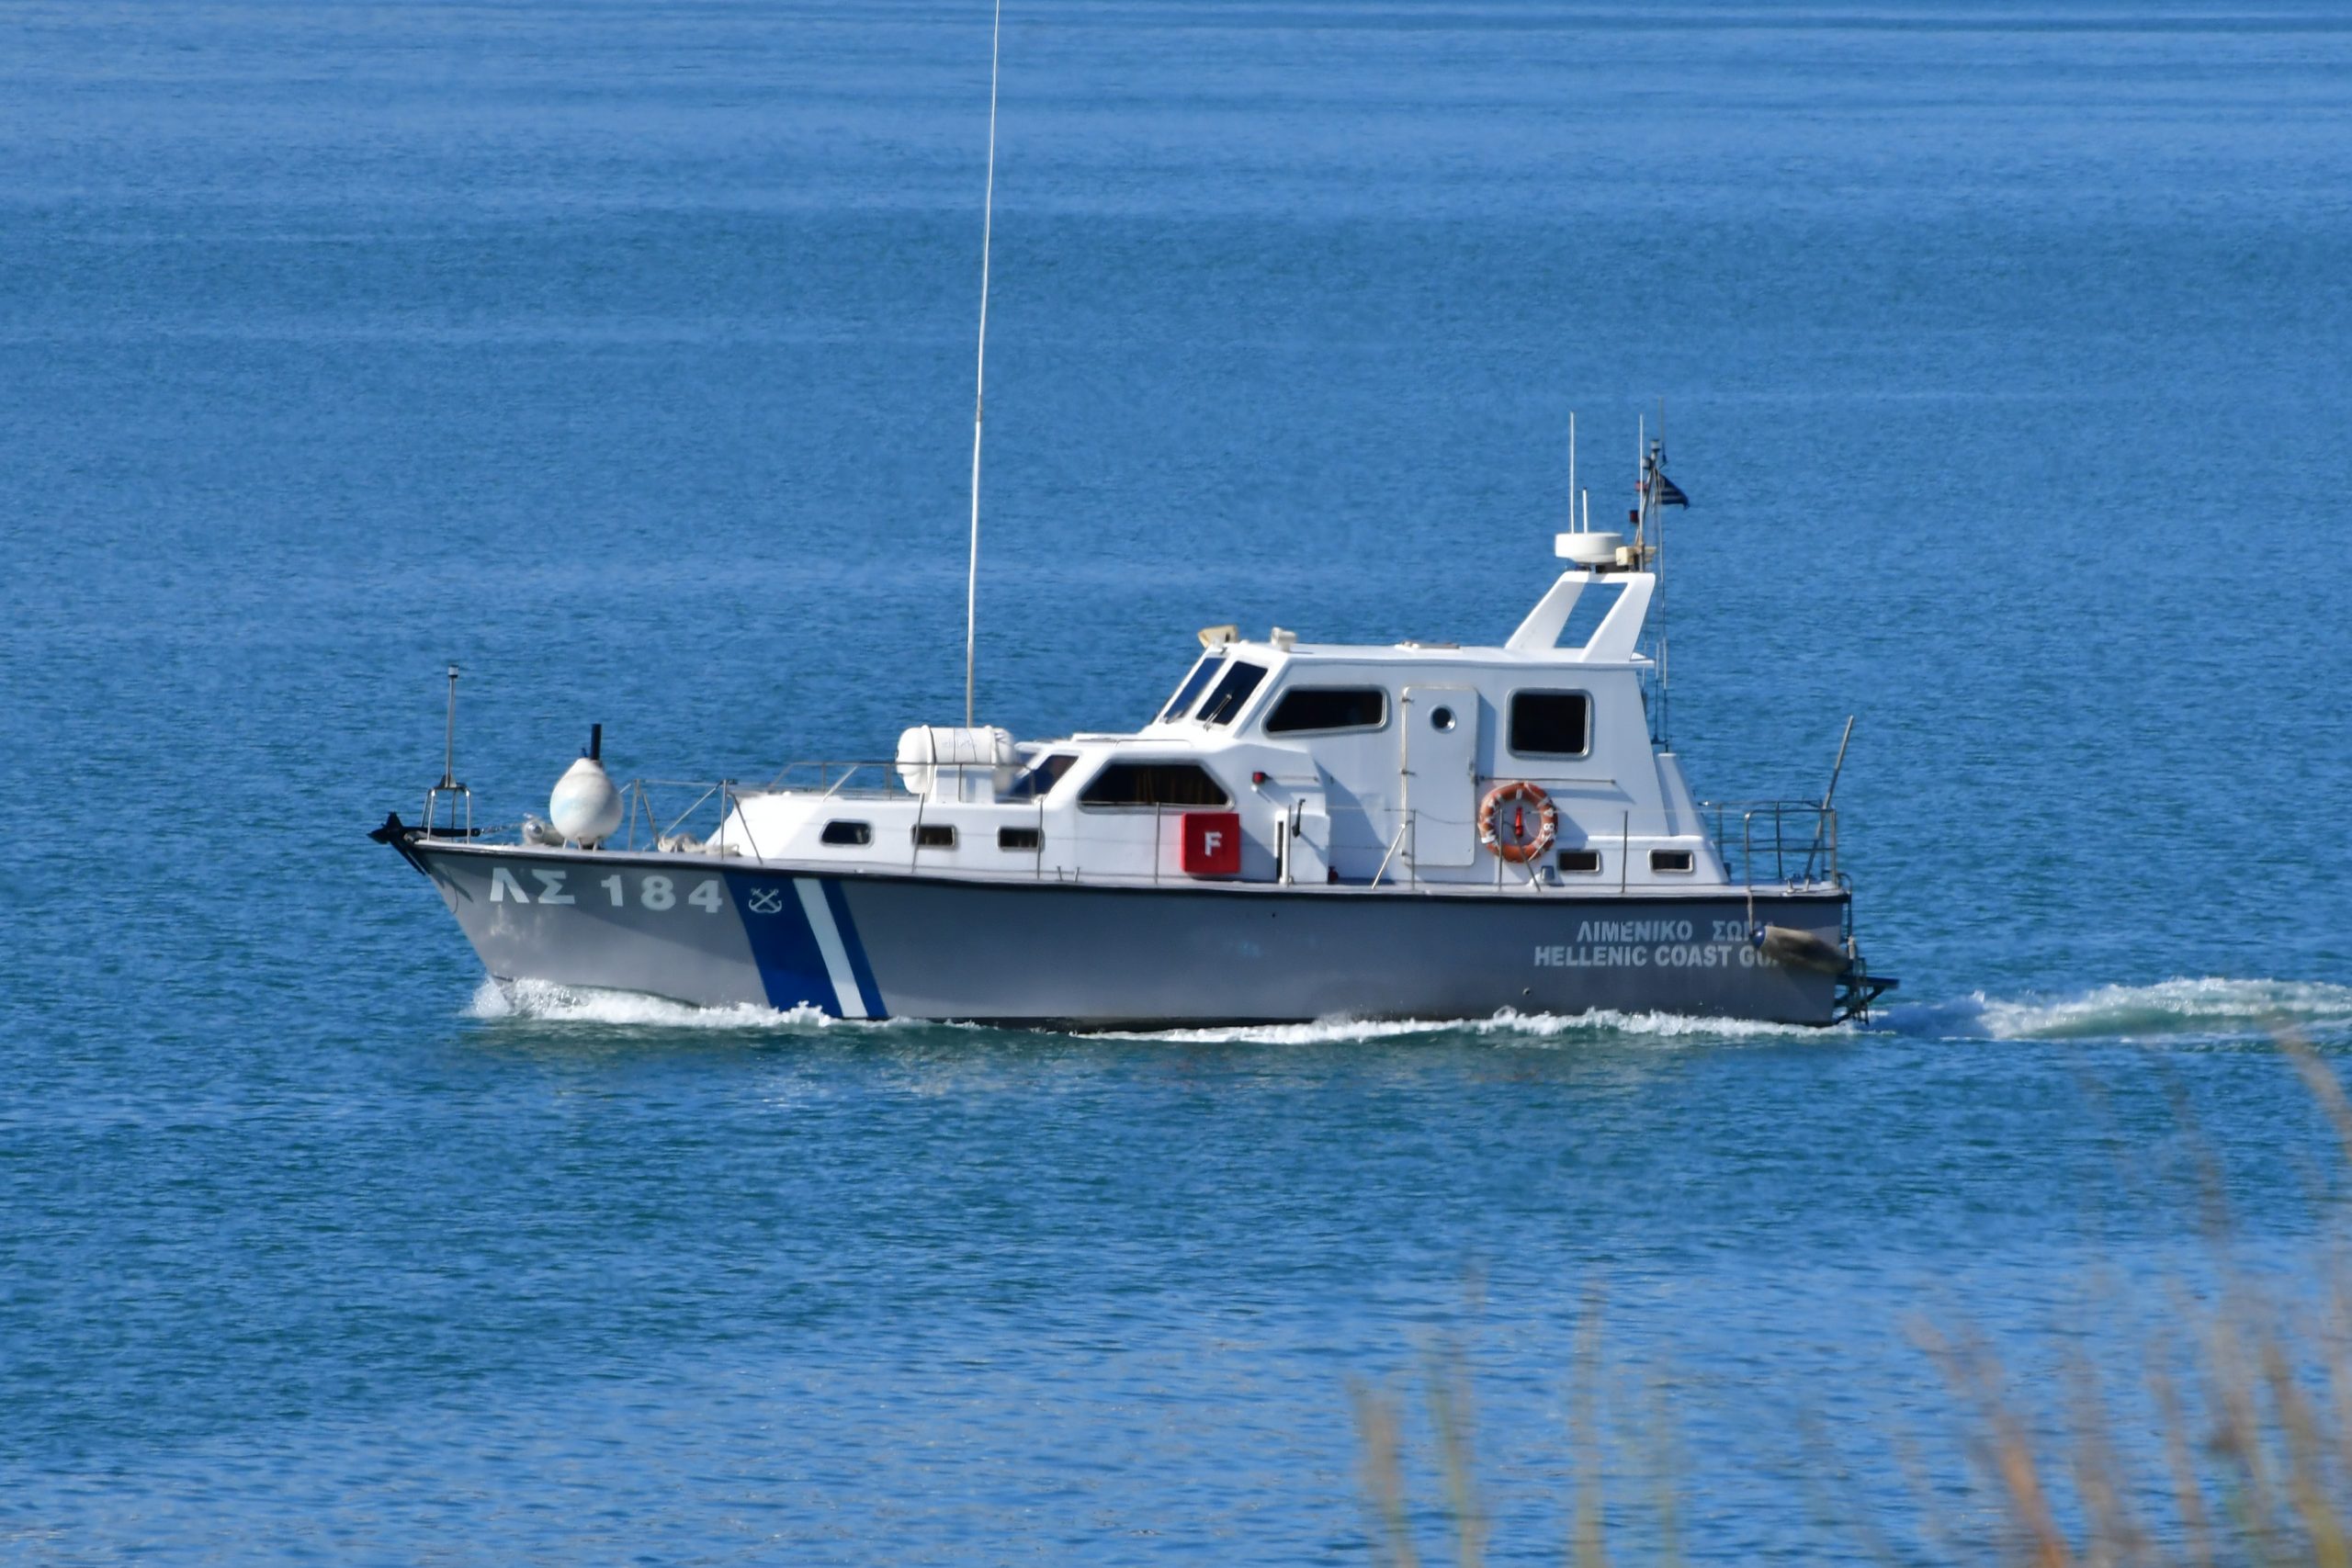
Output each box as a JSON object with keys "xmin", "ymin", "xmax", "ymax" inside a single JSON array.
[{"xmin": 1699, "ymin": 800, "xmax": 1840, "ymax": 890}]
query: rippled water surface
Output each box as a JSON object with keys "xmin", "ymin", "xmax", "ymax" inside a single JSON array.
[{"xmin": 6, "ymin": 1, "xmax": 2352, "ymax": 1561}]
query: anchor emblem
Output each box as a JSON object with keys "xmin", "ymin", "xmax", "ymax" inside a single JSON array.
[{"xmin": 747, "ymin": 887, "xmax": 785, "ymax": 915}]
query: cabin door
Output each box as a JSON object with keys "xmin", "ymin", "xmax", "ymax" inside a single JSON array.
[{"xmin": 1400, "ymin": 685, "xmax": 1479, "ymax": 867}]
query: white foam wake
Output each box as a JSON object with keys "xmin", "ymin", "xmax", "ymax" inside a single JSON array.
[
  {"xmin": 1107, "ymin": 1008, "xmax": 1834, "ymax": 1046},
  {"xmin": 465, "ymin": 976, "xmax": 2352, "ymax": 1046},
  {"xmin": 1473, "ymin": 1007, "xmax": 1837, "ymax": 1042},
  {"xmin": 467, "ymin": 977, "xmax": 832, "ymax": 1031},
  {"xmin": 1892, "ymin": 977, "xmax": 2352, "ymax": 1043},
  {"xmin": 466, "ymin": 980, "xmax": 1838, "ymax": 1043}
]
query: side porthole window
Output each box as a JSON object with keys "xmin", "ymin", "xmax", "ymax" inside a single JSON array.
[
  {"xmin": 1557, "ymin": 848, "xmax": 1600, "ymax": 874},
  {"xmin": 1430, "ymin": 705, "xmax": 1456, "ymax": 732},
  {"xmin": 820, "ymin": 820, "xmax": 872, "ymax": 846},
  {"xmin": 914, "ymin": 824, "xmax": 956, "ymax": 849},
  {"xmin": 1650, "ymin": 849, "xmax": 1694, "ymax": 874},
  {"xmin": 999, "ymin": 826, "xmax": 1040, "ymax": 851}
]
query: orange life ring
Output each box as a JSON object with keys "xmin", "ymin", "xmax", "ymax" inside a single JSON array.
[{"xmin": 1477, "ymin": 780, "xmax": 1557, "ymax": 863}]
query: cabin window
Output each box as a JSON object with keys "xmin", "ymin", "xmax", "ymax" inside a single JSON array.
[
  {"xmin": 999, "ymin": 826, "xmax": 1041, "ymax": 852},
  {"xmin": 820, "ymin": 820, "xmax": 872, "ymax": 846},
  {"xmin": 1157, "ymin": 654, "xmax": 1224, "ymax": 723},
  {"xmin": 1079, "ymin": 761, "xmax": 1231, "ymax": 808},
  {"xmin": 914, "ymin": 824, "xmax": 956, "ymax": 849},
  {"xmin": 1510, "ymin": 691, "xmax": 1592, "ymax": 758},
  {"xmin": 1430, "ymin": 705, "xmax": 1456, "ymax": 732},
  {"xmin": 1003, "ymin": 752, "xmax": 1079, "ymax": 799},
  {"xmin": 1557, "ymin": 848, "xmax": 1600, "ymax": 874},
  {"xmin": 1195, "ymin": 660, "xmax": 1268, "ymax": 727},
  {"xmin": 1650, "ymin": 848, "xmax": 1694, "ymax": 874},
  {"xmin": 1264, "ymin": 686, "xmax": 1385, "ymax": 735}
]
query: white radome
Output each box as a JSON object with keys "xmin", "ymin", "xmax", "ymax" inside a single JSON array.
[
  {"xmin": 1556, "ymin": 530, "xmax": 1624, "ymax": 567},
  {"xmin": 548, "ymin": 755, "xmax": 623, "ymax": 846}
]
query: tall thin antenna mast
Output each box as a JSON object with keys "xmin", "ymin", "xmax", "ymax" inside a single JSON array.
[
  {"xmin": 963, "ymin": 0, "xmax": 1004, "ymax": 728},
  {"xmin": 440, "ymin": 664, "xmax": 460, "ymax": 789},
  {"xmin": 1653, "ymin": 418, "xmax": 1668, "ymax": 749},
  {"xmin": 1567, "ymin": 411, "xmax": 1577, "ymax": 532},
  {"xmin": 1634, "ymin": 413, "xmax": 1645, "ymax": 557},
  {"xmin": 1653, "ymin": 400, "xmax": 1665, "ymax": 581}
]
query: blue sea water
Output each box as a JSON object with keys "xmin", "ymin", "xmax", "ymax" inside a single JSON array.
[{"xmin": 6, "ymin": 0, "xmax": 2352, "ymax": 1560}]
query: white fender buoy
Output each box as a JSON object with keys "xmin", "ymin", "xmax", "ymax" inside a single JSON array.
[
  {"xmin": 1758, "ymin": 924, "xmax": 1848, "ymax": 976},
  {"xmin": 549, "ymin": 725, "xmax": 623, "ymax": 846}
]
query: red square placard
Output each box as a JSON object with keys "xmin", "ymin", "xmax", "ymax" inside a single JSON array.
[{"xmin": 1181, "ymin": 812, "xmax": 1242, "ymax": 876}]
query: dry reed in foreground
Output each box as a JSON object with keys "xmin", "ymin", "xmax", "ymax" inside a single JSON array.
[{"xmin": 1351, "ymin": 1039, "xmax": 2352, "ymax": 1566}]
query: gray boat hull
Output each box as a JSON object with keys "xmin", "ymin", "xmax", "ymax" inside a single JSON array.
[{"xmin": 401, "ymin": 840, "xmax": 1858, "ymax": 1027}]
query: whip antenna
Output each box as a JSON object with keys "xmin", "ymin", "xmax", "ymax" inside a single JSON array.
[
  {"xmin": 440, "ymin": 663, "xmax": 460, "ymax": 789},
  {"xmin": 1567, "ymin": 411, "xmax": 1577, "ymax": 531},
  {"xmin": 964, "ymin": 0, "xmax": 1003, "ymax": 727}
]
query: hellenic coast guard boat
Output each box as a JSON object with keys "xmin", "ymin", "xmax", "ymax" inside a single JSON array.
[
  {"xmin": 370, "ymin": 433, "xmax": 1894, "ymax": 1028},
  {"xmin": 368, "ymin": 11, "xmax": 1893, "ymax": 1027}
]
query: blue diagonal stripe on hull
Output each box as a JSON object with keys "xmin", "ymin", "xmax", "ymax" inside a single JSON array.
[
  {"xmin": 725, "ymin": 873, "xmax": 838, "ymax": 1015},
  {"xmin": 792, "ymin": 880, "xmax": 867, "ymax": 1019},
  {"xmin": 820, "ymin": 878, "xmax": 888, "ymax": 1020}
]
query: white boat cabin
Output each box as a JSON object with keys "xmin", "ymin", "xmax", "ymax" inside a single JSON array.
[{"xmin": 718, "ymin": 550, "xmax": 1737, "ymax": 896}]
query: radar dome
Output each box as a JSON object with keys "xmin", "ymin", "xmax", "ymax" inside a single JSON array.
[
  {"xmin": 1556, "ymin": 530, "xmax": 1624, "ymax": 567},
  {"xmin": 549, "ymin": 754, "xmax": 623, "ymax": 846}
]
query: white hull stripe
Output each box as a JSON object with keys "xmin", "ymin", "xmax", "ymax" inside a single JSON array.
[{"xmin": 796, "ymin": 878, "xmax": 871, "ymax": 1020}]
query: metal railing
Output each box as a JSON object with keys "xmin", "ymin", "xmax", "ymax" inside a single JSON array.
[
  {"xmin": 413, "ymin": 777, "xmax": 742, "ymax": 852},
  {"xmin": 1700, "ymin": 799, "xmax": 1839, "ymax": 889},
  {"xmin": 611, "ymin": 778, "xmax": 739, "ymax": 852},
  {"xmin": 761, "ymin": 760, "xmax": 914, "ymax": 797},
  {"xmin": 413, "ymin": 764, "xmax": 1843, "ymax": 897},
  {"xmin": 420, "ymin": 781, "xmax": 473, "ymax": 840}
]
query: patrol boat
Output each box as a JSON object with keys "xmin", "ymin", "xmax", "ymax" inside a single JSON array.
[
  {"xmin": 370, "ymin": 436, "xmax": 1894, "ymax": 1028},
  {"xmin": 369, "ymin": 17, "xmax": 1893, "ymax": 1028}
]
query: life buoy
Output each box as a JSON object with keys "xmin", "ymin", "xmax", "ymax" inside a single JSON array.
[{"xmin": 1477, "ymin": 780, "xmax": 1557, "ymax": 863}]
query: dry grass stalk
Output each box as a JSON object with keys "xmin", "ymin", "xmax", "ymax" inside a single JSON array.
[
  {"xmin": 2144, "ymin": 1352, "xmax": 2214, "ymax": 1568},
  {"xmin": 1422, "ymin": 1336, "xmax": 1487, "ymax": 1568},
  {"xmin": 1351, "ymin": 1376, "xmax": 1423, "ymax": 1568},
  {"xmin": 1347, "ymin": 1036, "xmax": 2352, "ymax": 1564},
  {"xmin": 1915, "ymin": 1320, "xmax": 2073, "ymax": 1567}
]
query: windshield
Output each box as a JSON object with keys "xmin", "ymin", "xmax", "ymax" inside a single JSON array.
[
  {"xmin": 1195, "ymin": 660, "xmax": 1269, "ymax": 727},
  {"xmin": 1156, "ymin": 653, "xmax": 1225, "ymax": 724},
  {"xmin": 1002, "ymin": 752, "xmax": 1079, "ymax": 800}
]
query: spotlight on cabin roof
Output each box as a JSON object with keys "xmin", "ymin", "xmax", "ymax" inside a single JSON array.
[{"xmin": 1197, "ymin": 624, "xmax": 1238, "ymax": 649}]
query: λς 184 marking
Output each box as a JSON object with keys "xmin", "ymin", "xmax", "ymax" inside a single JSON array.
[{"xmin": 487, "ymin": 865, "xmax": 724, "ymax": 912}]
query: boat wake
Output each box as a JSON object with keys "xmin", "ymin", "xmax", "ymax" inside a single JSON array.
[
  {"xmin": 468, "ymin": 977, "xmax": 836, "ymax": 1031},
  {"xmin": 464, "ymin": 983, "xmax": 1834, "ymax": 1044},
  {"xmin": 1107, "ymin": 1009, "xmax": 1835, "ymax": 1047},
  {"xmin": 1886, "ymin": 977, "xmax": 2352, "ymax": 1043},
  {"xmin": 464, "ymin": 976, "xmax": 2352, "ymax": 1048}
]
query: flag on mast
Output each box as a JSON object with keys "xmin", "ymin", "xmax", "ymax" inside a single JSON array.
[{"xmin": 1642, "ymin": 440, "xmax": 1690, "ymax": 510}]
